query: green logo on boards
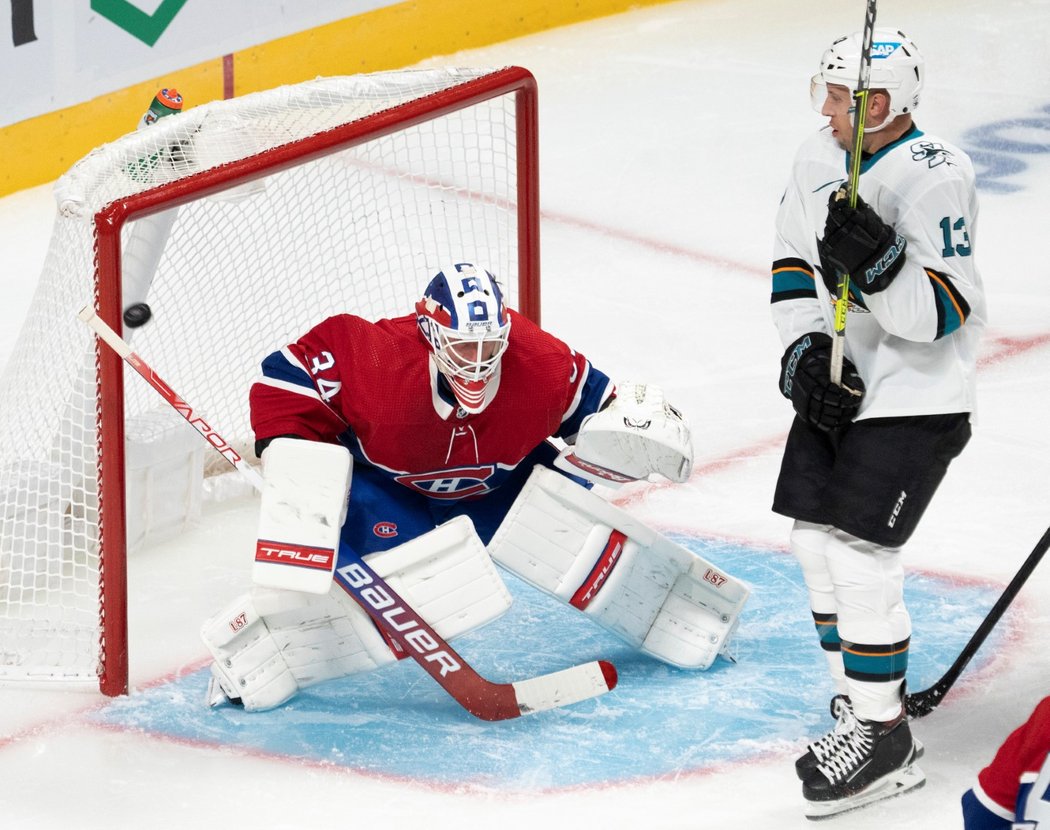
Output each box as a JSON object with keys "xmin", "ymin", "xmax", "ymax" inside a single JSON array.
[{"xmin": 91, "ymin": 0, "xmax": 189, "ymax": 47}]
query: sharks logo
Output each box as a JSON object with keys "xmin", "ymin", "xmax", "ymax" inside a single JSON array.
[{"xmin": 911, "ymin": 140, "xmax": 957, "ymax": 169}]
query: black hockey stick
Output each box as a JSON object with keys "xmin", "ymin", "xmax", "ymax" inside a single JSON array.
[
  {"xmin": 79, "ymin": 305, "xmax": 618, "ymax": 720},
  {"xmin": 830, "ymin": 0, "xmax": 877, "ymax": 386},
  {"xmin": 906, "ymin": 525, "xmax": 1050, "ymax": 718}
]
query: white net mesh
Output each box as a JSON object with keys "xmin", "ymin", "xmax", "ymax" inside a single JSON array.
[{"xmin": 0, "ymin": 68, "xmax": 531, "ymax": 688}]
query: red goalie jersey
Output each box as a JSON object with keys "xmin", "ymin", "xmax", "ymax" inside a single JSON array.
[
  {"xmin": 249, "ymin": 308, "xmax": 613, "ymax": 501},
  {"xmin": 962, "ymin": 694, "xmax": 1050, "ymax": 829}
]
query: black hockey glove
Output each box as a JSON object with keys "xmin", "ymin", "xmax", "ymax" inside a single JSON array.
[
  {"xmin": 780, "ymin": 332, "xmax": 865, "ymax": 432},
  {"xmin": 817, "ymin": 187, "xmax": 907, "ymax": 294}
]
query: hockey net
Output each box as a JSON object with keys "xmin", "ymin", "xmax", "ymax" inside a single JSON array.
[{"xmin": 0, "ymin": 66, "xmax": 539, "ymax": 695}]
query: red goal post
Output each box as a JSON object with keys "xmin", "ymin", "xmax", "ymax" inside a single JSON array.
[{"xmin": 0, "ymin": 66, "xmax": 539, "ymax": 696}]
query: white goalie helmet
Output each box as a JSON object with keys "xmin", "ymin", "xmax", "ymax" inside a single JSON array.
[
  {"xmin": 810, "ymin": 28, "xmax": 924, "ymax": 125},
  {"xmin": 415, "ymin": 263, "xmax": 511, "ymax": 414}
]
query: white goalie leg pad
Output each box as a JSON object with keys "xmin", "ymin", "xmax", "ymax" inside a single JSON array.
[
  {"xmin": 203, "ymin": 516, "xmax": 511, "ymax": 710},
  {"xmin": 489, "ymin": 467, "xmax": 748, "ymax": 669},
  {"xmin": 253, "ymin": 437, "xmax": 352, "ymax": 594},
  {"xmin": 555, "ymin": 381, "xmax": 693, "ymax": 488},
  {"xmin": 201, "ymin": 590, "xmax": 305, "ymax": 711},
  {"xmin": 202, "ymin": 584, "xmax": 408, "ymax": 711},
  {"xmin": 364, "ymin": 515, "xmax": 513, "ymax": 641}
]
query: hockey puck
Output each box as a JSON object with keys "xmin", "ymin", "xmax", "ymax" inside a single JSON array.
[{"xmin": 123, "ymin": 302, "xmax": 153, "ymax": 329}]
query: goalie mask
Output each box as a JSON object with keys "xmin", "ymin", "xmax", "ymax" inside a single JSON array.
[
  {"xmin": 810, "ymin": 28, "xmax": 924, "ymax": 130},
  {"xmin": 416, "ymin": 263, "xmax": 511, "ymax": 414}
]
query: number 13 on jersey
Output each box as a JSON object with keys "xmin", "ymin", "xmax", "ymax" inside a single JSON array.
[{"xmin": 939, "ymin": 215, "xmax": 972, "ymax": 257}]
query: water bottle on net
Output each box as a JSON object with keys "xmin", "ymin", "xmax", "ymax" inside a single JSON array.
[
  {"xmin": 139, "ymin": 88, "xmax": 184, "ymax": 130},
  {"xmin": 128, "ymin": 87, "xmax": 187, "ymax": 182}
]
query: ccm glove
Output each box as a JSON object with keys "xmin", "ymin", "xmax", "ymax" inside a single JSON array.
[
  {"xmin": 780, "ymin": 332, "xmax": 865, "ymax": 431},
  {"xmin": 817, "ymin": 187, "xmax": 907, "ymax": 293}
]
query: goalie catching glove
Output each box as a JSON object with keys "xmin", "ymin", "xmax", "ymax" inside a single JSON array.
[{"xmin": 555, "ymin": 381, "xmax": 693, "ymax": 488}]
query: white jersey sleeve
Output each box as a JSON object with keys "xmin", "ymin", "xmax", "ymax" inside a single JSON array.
[
  {"xmin": 858, "ymin": 153, "xmax": 983, "ymax": 343},
  {"xmin": 771, "ymin": 158, "xmax": 827, "ymax": 349}
]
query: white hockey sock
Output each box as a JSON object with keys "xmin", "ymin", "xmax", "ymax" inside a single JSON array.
[
  {"xmin": 825, "ymin": 528, "xmax": 911, "ymax": 723},
  {"xmin": 846, "ymin": 678, "xmax": 905, "ymax": 724},
  {"xmin": 790, "ymin": 521, "xmax": 847, "ymax": 695}
]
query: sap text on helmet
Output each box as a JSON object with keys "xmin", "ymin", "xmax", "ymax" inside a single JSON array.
[{"xmin": 811, "ymin": 28, "xmax": 925, "ymax": 124}]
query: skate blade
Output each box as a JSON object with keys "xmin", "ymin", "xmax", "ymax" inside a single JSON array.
[
  {"xmin": 804, "ymin": 763, "xmax": 926, "ymax": 821},
  {"xmin": 205, "ymin": 675, "xmax": 242, "ymax": 708}
]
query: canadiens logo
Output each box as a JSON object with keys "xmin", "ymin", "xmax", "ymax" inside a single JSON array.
[
  {"xmin": 396, "ymin": 465, "xmax": 497, "ymax": 499},
  {"xmin": 373, "ymin": 521, "xmax": 398, "ymax": 538}
]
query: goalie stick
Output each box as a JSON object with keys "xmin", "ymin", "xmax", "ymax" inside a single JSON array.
[
  {"xmin": 78, "ymin": 305, "xmax": 617, "ymax": 721},
  {"xmin": 906, "ymin": 525, "xmax": 1050, "ymax": 718}
]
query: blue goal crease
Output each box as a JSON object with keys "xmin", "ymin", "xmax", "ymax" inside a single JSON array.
[{"xmin": 90, "ymin": 535, "xmax": 1010, "ymax": 791}]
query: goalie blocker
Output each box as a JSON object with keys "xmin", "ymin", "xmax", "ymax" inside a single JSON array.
[
  {"xmin": 489, "ymin": 467, "xmax": 749, "ymax": 669},
  {"xmin": 252, "ymin": 437, "xmax": 352, "ymax": 594}
]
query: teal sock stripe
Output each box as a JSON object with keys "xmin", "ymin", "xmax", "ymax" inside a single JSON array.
[
  {"xmin": 812, "ymin": 611, "xmax": 841, "ymax": 653},
  {"xmin": 842, "ymin": 637, "xmax": 910, "ymax": 682}
]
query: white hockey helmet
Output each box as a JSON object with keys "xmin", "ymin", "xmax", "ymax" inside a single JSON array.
[
  {"xmin": 811, "ymin": 28, "xmax": 924, "ymax": 124},
  {"xmin": 415, "ymin": 262, "xmax": 511, "ymax": 414}
]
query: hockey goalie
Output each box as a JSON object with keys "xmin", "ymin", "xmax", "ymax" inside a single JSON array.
[{"xmin": 202, "ymin": 263, "xmax": 749, "ymax": 711}]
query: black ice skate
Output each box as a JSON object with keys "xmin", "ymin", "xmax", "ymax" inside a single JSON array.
[
  {"xmin": 802, "ymin": 711, "xmax": 925, "ymax": 820},
  {"xmin": 796, "ymin": 695, "xmax": 925, "ymax": 781},
  {"xmin": 795, "ymin": 694, "xmax": 855, "ymax": 780}
]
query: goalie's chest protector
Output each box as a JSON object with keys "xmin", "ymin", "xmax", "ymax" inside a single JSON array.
[{"xmin": 323, "ymin": 313, "xmax": 582, "ymax": 499}]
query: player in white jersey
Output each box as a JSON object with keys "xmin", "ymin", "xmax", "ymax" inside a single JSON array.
[{"xmin": 769, "ymin": 28, "xmax": 987, "ymax": 818}]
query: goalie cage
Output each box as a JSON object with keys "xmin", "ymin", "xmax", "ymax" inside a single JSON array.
[{"xmin": 0, "ymin": 66, "xmax": 539, "ymax": 695}]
